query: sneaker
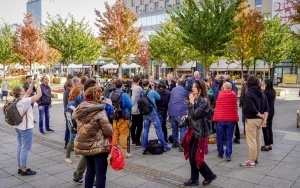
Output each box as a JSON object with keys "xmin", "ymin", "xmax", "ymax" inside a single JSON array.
[
  {"xmin": 46, "ymin": 129, "xmax": 54, "ymax": 132},
  {"xmin": 218, "ymin": 155, "xmax": 223, "ymax": 159},
  {"xmin": 240, "ymin": 134, "xmax": 246, "ymax": 139},
  {"xmin": 124, "ymin": 153, "xmax": 133, "ymax": 158},
  {"xmin": 163, "ymin": 148, "xmax": 171, "ymax": 152},
  {"xmin": 72, "ymin": 178, "xmax": 83, "ymax": 185},
  {"xmin": 131, "ymin": 142, "xmax": 136, "ymax": 146},
  {"xmin": 18, "ymin": 169, "xmax": 21, "ymax": 174},
  {"xmin": 234, "ymin": 138, "xmax": 240, "ymax": 144},
  {"xmin": 34, "ymin": 120, "xmax": 37, "ymax": 123},
  {"xmin": 203, "ymin": 174, "xmax": 217, "ymax": 185},
  {"xmin": 142, "ymin": 150, "xmax": 148, "ymax": 155},
  {"xmin": 21, "ymin": 168, "xmax": 36, "ymax": 176},
  {"xmin": 172, "ymin": 144, "xmax": 180, "ymax": 148},
  {"xmin": 183, "ymin": 179, "xmax": 199, "ymax": 186},
  {"xmin": 65, "ymin": 158, "xmax": 72, "ymax": 164},
  {"xmin": 240, "ymin": 161, "xmax": 256, "ymax": 168},
  {"xmin": 178, "ymin": 147, "xmax": 184, "ymax": 152},
  {"xmin": 226, "ymin": 157, "xmax": 231, "ymax": 161},
  {"xmin": 261, "ymin": 146, "xmax": 270, "ymax": 151},
  {"xmin": 39, "ymin": 131, "xmax": 45, "ymax": 135},
  {"xmin": 255, "ymin": 159, "xmax": 258, "ymax": 164}
]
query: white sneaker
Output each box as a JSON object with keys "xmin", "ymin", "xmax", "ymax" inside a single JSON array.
[{"xmin": 65, "ymin": 158, "xmax": 72, "ymax": 164}]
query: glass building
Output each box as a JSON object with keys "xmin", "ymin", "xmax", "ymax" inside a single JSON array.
[{"xmin": 26, "ymin": 0, "xmax": 42, "ymax": 25}]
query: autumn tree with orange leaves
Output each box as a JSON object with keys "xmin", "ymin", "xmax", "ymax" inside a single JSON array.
[
  {"xmin": 95, "ymin": 0, "xmax": 141, "ymax": 78},
  {"xmin": 228, "ymin": 0, "xmax": 264, "ymax": 74},
  {"xmin": 13, "ymin": 13, "xmax": 47, "ymax": 71},
  {"xmin": 291, "ymin": 0, "xmax": 300, "ymax": 24},
  {"xmin": 135, "ymin": 40, "xmax": 150, "ymax": 75}
]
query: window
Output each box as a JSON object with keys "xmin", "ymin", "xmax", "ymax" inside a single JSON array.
[
  {"xmin": 154, "ymin": 2, "xmax": 159, "ymax": 11},
  {"xmin": 140, "ymin": 0, "xmax": 144, "ymax": 5},
  {"xmin": 132, "ymin": 0, "xmax": 135, "ymax": 7},
  {"xmin": 165, "ymin": 0, "xmax": 169, "ymax": 9},
  {"xmin": 176, "ymin": 0, "xmax": 180, "ymax": 5},
  {"xmin": 136, "ymin": 6, "xmax": 140, "ymax": 13},
  {"xmin": 145, "ymin": 4, "xmax": 149, "ymax": 12},
  {"xmin": 255, "ymin": 0, "xmax": 262, "ymax": 7}
]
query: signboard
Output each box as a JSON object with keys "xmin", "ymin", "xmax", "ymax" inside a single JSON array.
[
  {"xmin": 282, "ymin": 74, "xmax": 298, "ymax": 84},
  {"xmin": 272, "ymin": 0, "xmax": 299, "ymax": 22}
]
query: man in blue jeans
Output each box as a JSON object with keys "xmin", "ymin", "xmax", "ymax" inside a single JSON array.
[
  {"xmin": 168, "ymin": 78, "xmax": 189, "ymax": 151},
  {"xmin": 213, "ymin": 82, "xmax": 239, "ymax": 161},
  {"xmin": 141, "ymin": 79, "xmax": 170, "ymax": 155}
]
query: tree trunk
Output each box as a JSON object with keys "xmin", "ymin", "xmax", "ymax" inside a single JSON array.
[
  {"xmin": 29, "ymin": 62, "xmax": 32, "ymax": 73},
  {"xmin": 3, "ymin": 64, "xmax": 5, "ymax": 79},
  {"xmin": 241, "ymin": 57, "xmax": 244, "ymax": 79},
  {"xmin": 118, "ymin": 64, "xmax": 122, "ymax": 79},
  {"xmin": 174, "ymin": 67, "xmax": 177, "ymax": 79},
  {"xmin": 158, "ymin": 64, "xmax": 161, "ymax": 80}
]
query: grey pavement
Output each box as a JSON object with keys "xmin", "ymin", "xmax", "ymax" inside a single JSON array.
[{"xmin": 0, "ymin": 84, "xmax": 300, "ymax": 187}]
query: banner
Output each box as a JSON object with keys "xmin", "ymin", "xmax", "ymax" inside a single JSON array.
[{"xmin": 272, "ymin": 0, "xmax": 299, "ymax": 22}]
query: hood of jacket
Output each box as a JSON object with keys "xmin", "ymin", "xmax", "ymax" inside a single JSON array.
[
  {"xmin": 72, "ymin": 101, "xmax": 105, "ymax": 124},
  {"xmin": 157, "ymin": 88, "xmax": 169, "ymax": 95},
  {"xmin": 247, "ymin": 85, "xmax": 262, "ymax": 97}
]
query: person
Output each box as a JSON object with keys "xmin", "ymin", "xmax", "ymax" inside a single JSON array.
[
  {"xmin": 141, "ymin": 79, "xmax": 170, "ymax": 155},
  {"xmin": 23, "ymin": 75, "xmax": 37, "ymax": 123},
  {"xmin": 156, "ymin": 82, "xmax": 171, "ymax": 144},
  {"xmin": 181, "ymin": 80, "xmax": 217, "ymax": 186},
  {"xmin": 213, "ymin": 82, "xmax": 239, "ymax": 161},
  {"xmin": 73, "ymin": 86, "xmax": 113, "ymax": 188},
  {"xmin": 239, "ymin": 73, "xmax": 249, "ymax": 138},
  {"xmin": 261, "ymin": 79, "xmax": 276, "ymax": 151},
  {"xmin": 37, "ymin": 75, "xmax": 54, "ymax": 134},
  {"xmin": 191, "ymin": 71, "xmax": 203, "ymax": 82},
  {"xmin": 13, "ymin": 78, "xmax": 42, "ymax": 175},
  {"xmin": 1, "ymin": 78, "xmax": 9, "ymax": 101},
  {"xmin": 165, "ymin": 73, "xmax": 176, "ymax": 92},
  {"xmin": 63, "ymin": 79, "xmax": 73, "ymax": 149},
  {"xmin": 130, "ymin": 75, "xmax": 143, "ymax": 147},
  {"xmin": 168, "ymin": 78, "xmax": 189, "ymax": 151},
  {"xmin": 65, "ymin": 86, "xmax": 82, "ymax": 164},
  {"xmin": 109, "ymin": 79, "xmax": 133, "ymax": 157},
  {"xmin": 149, "ymin": 75, "xmax": 157, "ymax": 90},
  {"xmin": 240, "ymin": 75, "xmax": 269, "ymax": 167}
]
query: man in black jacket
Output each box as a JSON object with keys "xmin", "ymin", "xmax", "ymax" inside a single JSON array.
[{"xmin": 240, "ymin": 75, "xmax": 269, "ymax": 168}]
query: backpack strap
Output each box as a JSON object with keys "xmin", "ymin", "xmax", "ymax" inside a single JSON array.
[{"xmin": 144, "ymin": 90, "xmax": 157, "ymax": 111}]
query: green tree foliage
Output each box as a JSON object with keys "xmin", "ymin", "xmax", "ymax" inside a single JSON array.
[
  {"xmin": 95, "ymin": 0, "xmax": 141, "ymax": 78},
  {"xmin": 0, "ymin": 22, "xmax": 19, "ymax": 78},
  {"xmin": 289, "ymin": 30, "xmax": 300, "ymax": 67},
  {"xmin": 169, "ymin": 0, "xmax": 244, "ymax": 77},
  {"xmin": 149, "ymin": 20, "xmax": 198, "ymax": 77},
  {"xmin": 44, "ymin": 14, "xmax": 100, "ymax": 74},
  {"xmin": 261, "ymin": 15, "xmax": 293, "ymax": 79}
]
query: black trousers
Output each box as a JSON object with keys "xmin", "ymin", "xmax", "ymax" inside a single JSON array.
[
  {"xmin": 85, "ymin": 152, "xmax": 108, "ymax": 188},
  {"xmin": 262, "ymin": 116, "xmax": 273, "ymax": 146},
  {"xmin": 131, "ymin": 114, "xmax": 143, "ymax": 145},
  {"xmin": 235, "ymin": 122, "xmax": 240, "ymax": 140},
  {"xmin": 189, "ymin": 137, "xmax": 214, "ymax": 181},
  {"xmin": 158, "ymin": 113, "xmax": 168, "ymax": 142}
]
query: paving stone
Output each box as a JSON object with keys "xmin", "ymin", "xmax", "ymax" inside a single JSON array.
[
  {"xmin": 230, "ymin": 169, "xmax": 265, "ymax": 184},
  {"xmin": 0, "ymin": 176, "xmax": 24, "ymax": 188},
  {"xmin": 0, "ymin": 154, "xmax": 13, "ymax": 162},
  {"xmin": 0, "ymin": 159, "xmax": 17, "ymax": 168},
  {"xmin": 27, "ymin": 175, "xmax": 66, "ymax": 188},
  {"xmin": 0, "ymin": 168, "xmax": 13, "ymax": 179},
  {"xmin": 258, "ymin": 175, "xmax": 294, "ymax": 188},
  {"xmin": 268, "ymin": 166, "xmax": 300, "ymax": 181},
  {"xmin": 169, "ymin": 165, "xmax": 190, "ymax": 180},
  {"xmin": 107, "ymin": 168, "xmax": 127, "ymax": 181},
  {"xmin": 138, "ymin": 181, "xmax": 173, "ymax": 188},
  {"xmin": 10, "ymin": 183, "xmax": 35, "ymax": 188},
  {"xmin": 39, "ymin": 163, "xmax": 73, "ymax": 175},
  {"xmin": 106, "ymin": 181, "xmax": 125, "ymax": 188},
  {"xmin": 53, "ymin": 169, "xmax": 77, "ymax": 182},
  {"xmin": 218, "ymin": 178, "xmax": 256, "ymax": 188},
  {"xmin": 30, "ymin": 158, "xmax": 59, "ymax": 168},
  {"xmin": 52, "ymin": 182, "xmax": 83, "ymax": 188},
  {"xmin": 113, "ymin": 174, "xmax": 149, "ymax": 188},
  {"xmin": 292, "ymin": 182, "xmax": 300, "ymax": 188},
  {"xmin": 38, "ymin": 150, "xmax": 63, "ymax": 158}
]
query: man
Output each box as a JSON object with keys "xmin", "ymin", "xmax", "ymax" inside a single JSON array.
[
  {"xmin": 1, "ymin": 78, "xmax": 9, "ymax": 101},
  {"xmin": 168, "ymin": 78, "xmax": 189, "ymax": 151},
  {"xmin": 240, "ymin": 75, "xmax": 269, "ymax": 168},
  {"xmin": 141, "ymin": 79, "xmax": 170, "ymax": 155},
  {"xmin": 130, "ymin": 75, "xmax": 143, "ymax": 147},
  {"xmin": 191, "ymin": 71, "xmax": 203, "ymax": 82},
  {"xmin": 239, "ymin": 73, "xmax": 249, "ymax": 138},
  {"xmin": 149, "ymin": 75, "xmax": 157, "ymax": 90},
  {"xmin": 23, "ymin": 75, "xmax": 37, "ymax": 122},
  {"xmin": 63, "ymin": 79, "xmax": 73, "ymax": 149},
  {"xmin": 213, "ymin": 82, "xmax": 239, "ymax": 161},
  {"xmin": 109, "ymin": 79, "xmax": 133, "ymax": 157},
  {"xmin": 37, "ymin": 75, "xmax": 53, "ymax": 134},
  {"xmin": 165, "ymin": 73, "xmax": 176, "ymax": 92}
]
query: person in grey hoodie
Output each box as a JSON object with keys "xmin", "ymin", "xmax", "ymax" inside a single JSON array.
[
  {"xmin": 168, "ymin": 78, "xmax": 190, "ymax": 151},
  {"xmin": 130, "ymin": 75, "xmax": 143, "ymax": 146}
]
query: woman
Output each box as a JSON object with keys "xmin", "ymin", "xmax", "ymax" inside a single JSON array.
[
  {"xmin": 64, "ymin": 86, "xmax": 82, "ymax": 164},
  {"xmin": 73, "ymin": 86, "xmax": 112, "ymax": 188},
  {"xmin": 181, "ymin": 80, "xmax": 217, "ymax": 186},
  {"xmin": 261, "ymin": 79, "xmax": 276, "ymax": 151},
  {"xmin": 1, "ymin": 78, "xmax": 9, "ymax": 101},
  {"xmin": 13, "ymin": 78, "xmax": 42, "ymax": 175}
]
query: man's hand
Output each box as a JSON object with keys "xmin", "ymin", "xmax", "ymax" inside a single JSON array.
[{"xmin": 38, "ymin": 106, "xmax": 43, "ymax": 110}]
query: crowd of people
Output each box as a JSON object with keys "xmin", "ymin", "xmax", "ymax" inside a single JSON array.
[{"xmin": 9, "ymin": 70, "xmax": 276, "ymax": 188}]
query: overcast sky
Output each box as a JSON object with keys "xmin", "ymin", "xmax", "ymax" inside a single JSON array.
[{"xmin": 0, "ymin": 0, "xmax": 116, "ymax": 32}]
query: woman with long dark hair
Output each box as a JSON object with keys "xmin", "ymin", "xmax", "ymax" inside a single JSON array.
[
  {"xmin": 261, "ymin": 79, "xmax": 276, "ymax": 151},
  {"xmin": 181, "ymin": 80, "xmax": 217, "ymax": 186}
]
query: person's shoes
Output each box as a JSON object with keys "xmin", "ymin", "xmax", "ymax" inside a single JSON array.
[
  {"xmin": 163, "ymin": 148, "xmax": 171, "ymax": 152},
  {"xmin": 135, "ymin": 143, "xmax": 142, "ymax": 147},
  {"xmin": 179, "ymin": 146, "xmax": 184, "ymax": 152},
  {"xmin": 240, "ymin": 161, "xmax": 256, "ymax": 168},
  {"xmin": 203, "ymin": 174, "xmax": 217, "ymax": 185},
  {"xmin": 72, "ymin": 178, "xmax": 83, "ymax": 185},
  {"xmin": 125, "ymin": 153, "xmax": 133, "ymax": 158},
  {"xmin": 18, "ymin": 169, "xmax": 21, "ymax": 174},
  {"xmin": 64, "ymin": 158, "xmax": 72, "ymax": 164},
  {"xmin": 131, "ymin": 142, "xmax": 136, "ymax": 146},
  {"xmin": 240, "ymin": 134, "xmax": 246, "ymax": 139},
  {"xmin": 255, "ymin": 159, "xmax": 258, "ymax": 164},
  {"xmin": 20, "ymin": 168, "xmax": 36, "ymax": 176},
  {"xmin": 261, "ymin": 146, "xmax": 270, "ymax": 151},
  {"xmin": 46, "ymin": 129, "xmax": 54, "ymax": 132},
  {"xmin": 172, "ymin": 144, "xmax": 180, "ymax": 148},
  {"xmin": 269, "ymin": 146, "xmax": 272, "ymax": 150},
  {"xmin": 64, "ymin": 145, "xmax": 67, "ymax": 149},
  {"xmin": 142, "ymin": 150, "xmax": 148, "ymax": 155},
  {"xmin": 183, "ymin": 179, "xmax": 199, "ymax": 186},
  {"xmin": 34, "ymin": 120, "xmax": 37, "ymax": 123},
  {"xmin": 39, "ymin": 131, "xmax": 45, "ymax": 135},
  {"xmin": 93, "ymin": 180, "xmax": 96, "ymax": 186},
  {"xmin": 208, "ymin": 137, "xmax": 217, "ymax": 144},
  {"xmin": 234, "ymin": 138, "xmax": 240, "ymax": 144},
  {"xmin": 226, "ymin": 157, "xmax": 231, "ymax": 161},
  {"xmin": 218, "ymin": 155, "xmax": 223, "ymax": 159}
]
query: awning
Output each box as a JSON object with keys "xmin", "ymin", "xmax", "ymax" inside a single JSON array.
[{"xmin": 210, "ymin": 59, "xmax": 267, "ymax": 71}]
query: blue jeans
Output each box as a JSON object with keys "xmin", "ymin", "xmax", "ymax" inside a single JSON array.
[
  {"xmin": 39, "ymin": 105, "xmax": 50, "ymax": 132},
  {"xmin": 85, "ymin": 152, "xmax": 108, "ymax": 188},
  {"xmin": 16, "ymin": 128, "xmax": 33, "ymax": 168},
  {"xmin": 216, "ymin": 122, "xmax": 235, "ymax": 158},
  {"xmin": 170, "ymin": 116, "xmax": 187, "ymax": 146},
  {"xmin": 142, "ymin": 111, "xmax": 168, "ymax": 149}
]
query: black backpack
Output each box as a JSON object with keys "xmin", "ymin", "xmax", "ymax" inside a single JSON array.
[
  {"xmin": 111, "ymin": 91, "xmax": 124, "ymax": 120},
  {"xmin": 137, "ymin": 90, "xmax": 155, "ymax": 115},
  {"xmin": 146, "ymin": 139, "xmax": 163, "ymax": 155}
]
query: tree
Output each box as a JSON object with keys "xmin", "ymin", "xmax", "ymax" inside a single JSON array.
[
  {"xmin": 135, "ymin": 40, "xmax": 150, "ymax": 75},
  {"xmin": 261, "ymin": 15, "xmax": 293, "ymax": 80},
  {"xmin": 13, "ymin": 13, "xmax": 47, "ymax": 71},
  {"xmin": 290, "ymin": 0, "xmax": 300, "ymax": 24},
  {"xmin": 230, "ymin": 1, "xmax": 265, "ymax": 74},
  {"xmin": 44, "ymin": 14, "xmax": 100, "ymax": 75},
  {"xmin": 95, "ymin": 0, "xmax": 141, "ymax": 78},
  {"xmin": 149, "ymin": 20, "xmax": 198, "ymax": 78},
  {"xmin": 169, "ymin": 0, "xmax": 244, "ymax": 77},
  {"xmin": 0, "ymin": 22, "xmax": 19, "ymax": 78},
  {"xmin": 289, "ymin": 30, "xmax": 300, "ymax": 80}
]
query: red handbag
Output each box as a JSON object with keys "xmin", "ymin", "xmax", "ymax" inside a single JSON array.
[{"xmin": 109, "ymin": 145, "xmax": 125, "ymax": 171}]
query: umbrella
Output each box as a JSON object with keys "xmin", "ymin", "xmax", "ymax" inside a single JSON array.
[
  {"xmin": 100, "ymin": 63, "xmax": 118, "ymax": 69},
  {"xmin": 128, "ymin": 63, "xmax": 141, "ymax": 68}
]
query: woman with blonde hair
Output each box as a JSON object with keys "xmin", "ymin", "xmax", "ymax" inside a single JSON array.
[
  {"xmin": 13, "ymin": 79, "xmax": 42, "ymax": 175},
  {"xmin": 73, "ymin": 86, "xmax": 112, "ymax": 188}
]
